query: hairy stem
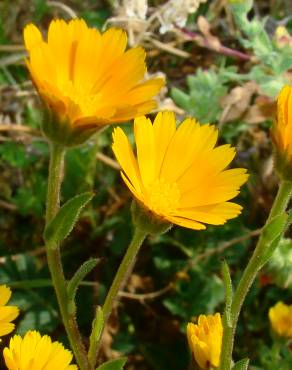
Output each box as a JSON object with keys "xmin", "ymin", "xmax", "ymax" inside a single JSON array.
[
  {"xmin": 88, "ymin": 227, "xmax": 147, "ymax": 367},
  {"xmin": 219, "ymin": 180, "xmax": 292, "ymax": 370},
  {"xmin": 45, "ymin": 143, "xmax": 91, "ymax": 370}
]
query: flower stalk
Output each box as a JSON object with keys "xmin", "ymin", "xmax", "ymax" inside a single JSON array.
[
  {"xmin": 89, "ymin": 226, "xmax": 147, "ymax": 366},
  {"xmin": 102, "ymin": 227, "xmax": 146, "ymax": 321},
  {"xmin": 45, "ymin": 143, "xmax": 90, "ymax": 370},
  {"xmin": 219, "ymin": 180, "xmax": 292, "ymax": 370}
]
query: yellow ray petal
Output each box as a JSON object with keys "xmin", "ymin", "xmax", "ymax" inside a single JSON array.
[
  {"xmin": 71, "ymin": 28, "xmax": 102, "ymax": 88},
  {"xmin": 4, "ymin": 331, "xmax": 77, "ymax": 370},
  {"xmin": 47, "ymin": 19, "xmax": 74, "ymax": 82},
  {"xmin": 124, "ymin": 78, "xmax": 165, "ymax": 105},
  {"xmin": 101, "ymin": 28, "xmax": 127, "ymax": 57},
  {"xmin": 31, "ymin": 335, "xmax": 52, "ymax": 369},
  {"xmin": 0, "ymin": 306, "xmax": 19, "ymax": 323},
  {"xmin": 177, "ymin": 143, "xmax": 236, "ymax": 193},
  {"xmin": 0, "ymin": 286, "xmax": 11, "ymax": 307},
  {"xmin": 165, "ymin": 215, "xmax": 206, "ymax": 230},
  {"xmin": 0, "ymin": 323, "xmax": 15, "ymax": 337},
  {"xmin": 133, "ymin": 100, "xmax": 157, "ymax": 117},
  {"xmin": 28, "ymin": 42, "xmax": 57, "ymax": 86},
  {"xmin": 112, "ymin": 128, "xmax": 142, "ymax": 193},
  {"xmin": 24, "ymin": 19, "xmax": 163, "ymax": 135},
  {"xmin": 191, "ymin": 338, "xmax": 210, "ymax": 370},
  {"xmin": 121, "ymin": 172, "xmax": 143, "ymax": 202},
  {"xmin": 160, "ymin": 121, "xmax": 218, "ymax": 183},
  {"xmin": 109, "ymin": 105, "xmax": 138, "ymax": 122},
  {"xmin": 24, "ymin": 24, "xmax": 43, "ymax": 51},
  {"xmin": 67, "ymin": 18, "xmax": 88, "ymax": 39},
  {"xmin": 177, "ymin": 202, "xmax": 242, "ymax": 225},
  {"xmin": 100, "ymin": 47, "xmax": 146, "ymax": 97},
  {"xmin": 179, "ymin": 168, "xmax": 248, "ymax": 207},
  {"xmin": 153, "ymin": 111, "xmax": 176, "ymax": 176},
  {"xmin": 134, "ymin": 116, "xmax": 156, "ymax": 186}
]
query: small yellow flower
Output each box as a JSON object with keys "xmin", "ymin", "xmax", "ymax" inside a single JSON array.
[
  {"xmin": 271, "ymin": 85, "xmax": 292, "ymax": 179},
  {"xmin": 3, "ymin": 330, "xmax": 78, "ymax": 370},
  {"xmin": 0, "ymin": 285, "xmax": 19, "ymax": 337},
  {"xmin": 112, "ymin": 112, "xmax": 248, "ymax": 230},
  {"xmin": 187, "ymin": 313, "xmax": 223, "ymax": 369},
  {"xmin": 269, "ymin": 301, "xmax": 292, "ymax": 338},
  {"xmin": 23, "ymin": 19, "xmax": 164, "ymax": 145}
]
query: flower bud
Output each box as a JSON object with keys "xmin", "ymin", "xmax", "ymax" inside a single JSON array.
[{"xmin": 271, "ymin": 85, "xmax": 292, "ymax": 180}]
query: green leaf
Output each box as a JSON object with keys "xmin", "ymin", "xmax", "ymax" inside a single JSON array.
[
  {"xmin": 265, "ymin": 238, "xmax": 292, "ymax": 289},
  {"xmin": 163, "ymin": 270, "xmax": 224, "ymax": 320},
  {"xmin": 230, "ymin": 0, "xmax": 253, "ymax": 14},
  {"xmin": 0, "ymin": 254, "xmax": 59, "ymax": 334},
  {"xmin": 67, "ymin": 258, "xmax": 100, "ymax": 302},
  {"xmin": 221, "ymin": 261, "xmax": 233, "ymax": 327},
  {"xmin": 232, "ymin": 358, "xmax": 249, "ymax": 370},
  {"xmin": 88, "ymin": 306, "xmax": 105, "ymax": 367},
  {"xmin": 0, "ymin": 142, "xmax": 27, "ymax": 168},
  {"xmin": 171, "ymin": 67, "xmax": 229, "ymax": 123},
  {"xmin": 44, "ymin": 192, "xmax": 93, "ymax": 248},
  {"xmin": 285, "ymin": 208, "xmax": 292, "ymax": 228},
  {"xmin": 96, "ymin": 358, "xmax": 127, "ymax": 370},
  {"xmin": 171, "ymin": 88, "xmax": 191, "ymax": 111},
  {"xmin": 90, "ymin": 306, "xmax": 104, "ymax": 344},
  {"xmin": 260, "ymin": 213, "xmax": 288, "ymax": 265},
  {"xmin": 262, "ymin": 214, "xmax": 287, "ymax": 242}
]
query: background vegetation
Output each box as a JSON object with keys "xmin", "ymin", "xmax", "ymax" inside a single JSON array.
[{"xmin": 0, "ymin": 0, "xmax": 291, "ymax": 369}]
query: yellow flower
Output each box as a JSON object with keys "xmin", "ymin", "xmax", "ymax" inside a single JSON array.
[
  {"xmin": 269, "ymin": 301, "xmax": 292, "ymax": 338},
  {"xmin": 187, "ymin": 313, "xmax": 223, "ymax": 369},
  {"xmin": 3, "ymin": 330, "xmax": 78, "ymax": 370},
  {"xmin": 0, "ymin": 285, "xmax": 19, "ymax": 337},
  {"xmin": 112, "ymin": 112, "xmax": 248, "ymax": 230},
  {"xmin": 23, "ymin": 19, "xmax": 164, "ymax": 145},
  {"xmin": 271, "ymin": 85, "xmax": 292, "ymax": 179}
]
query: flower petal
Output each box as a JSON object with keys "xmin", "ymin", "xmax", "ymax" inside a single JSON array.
[
  {"xmin": 134, "ymin": 116, "xmax": 156, "ymax": 186},
  {"xmin": 112, "ymin": 127, "xmax": 142, "ymax": 193},
  {"xmin": 160, "ymin": 120, "xmax": 218, "ymax": 183}
]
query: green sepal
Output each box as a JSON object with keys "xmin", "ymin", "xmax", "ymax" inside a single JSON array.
[
  {"xmin": 272, "ymin": 144, "xmax": 292, "ymax": 182},
  {"xmin": 232, "ymin": 358, "xmax": 249, "ymax": 370},
  {"xmin": 95, "ymin": 358, "xmax": 127, "ymax": 370},
  {"xmin": 42, "ymin": 106, "xmax": 99, "ymax": 147},
  {"xmin": 260, "ymin": 213, "xmax": 288, "ymax": 266},
  {"xmin": 44, "ymin": 192, "xmax": 93, "ymax": 248},
  {"xmin": 131, "ymin": 201, "xmax": 172, "ymax": 236},
  {"xmin": 67, "ymin": 258, "xmax": 100, "ymax": 302}
]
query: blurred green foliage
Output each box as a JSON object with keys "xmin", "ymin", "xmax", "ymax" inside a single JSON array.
[
  {"xmin": 171, "ymin": 66, "xmax": 234, "ymax": 123},
  {"xmin": 0, "ymin": 1, "xmax": 291, "ymax": 370}
]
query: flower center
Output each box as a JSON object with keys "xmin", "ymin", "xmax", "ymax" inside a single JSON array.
[
  {"xmin": 61, "ymin": 81, "xmax": 102, "ymax": 116},
  {"xmin": 146, "ymin": 178, "xmax": 180, "ymax": 216}
]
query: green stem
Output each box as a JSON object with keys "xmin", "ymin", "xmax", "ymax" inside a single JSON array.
[
  {"xmin": 219, "ymin": 181, "xmax": 292, "ymax": 370},
  {"xmin": 46, "ymin": 143, "xmax": 65, "ymax": 223},
  {"xmin": 88, "ymin": 227, "xmax": 147, "ymax": 367},
  {"xmin": 270, "ymin": 341, "xmax": 281, "ymax": 367},
  {"xmin": 45, "ymin": 143, "xmax": 91, "ymax": 370}
]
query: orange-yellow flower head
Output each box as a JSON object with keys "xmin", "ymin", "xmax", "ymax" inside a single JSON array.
[
  {"xmin": 3, "ymin": 330, "xmax": 78, "ymax": 370},
  {"xmin": 269, "ymin": 301, "xmax": 292, "ymax": 338},
  {"xmin": 187, "ymin": 313, "xmax": 223, "ymax": 369},
  {"xmin": 271, "ymin": 85, "xmax": 292, "ymax": 179},
  {"xmin": 23, "ymin": 19, "xmax": 164, "ymax": 146},
  {"xmin": 0, "ymin": 285, "xmax": 19, "ymax": 338},
  {"xmin": 112, "ymin": 112, "xmax": 248, "ymax": 230}
]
